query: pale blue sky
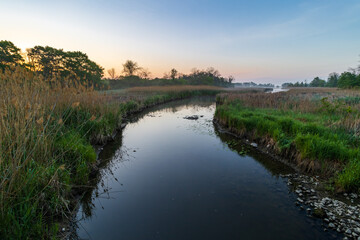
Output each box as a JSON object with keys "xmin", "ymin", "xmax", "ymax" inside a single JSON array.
[{"xmin": 1, "ymin": 0, "xmax": 359, "ymax": 84}]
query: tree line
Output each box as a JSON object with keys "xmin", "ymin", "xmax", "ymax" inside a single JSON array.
[
  {"xmin": 1, "ymin": 40, "xmax": 234, "ymax": 88},
  {"xmin": 106, "ymin": 60, "xmax": 233, "ymax": 87},
  {"xmin": 0, "ymin": 40, "xmax": 104, "ymax": 85},
  {"xmin": 282, "ymin": 69, "xmax": 360, "ymax": 89}
]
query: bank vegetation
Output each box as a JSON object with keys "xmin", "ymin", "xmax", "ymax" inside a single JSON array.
[{"xmin": 215, "ymin": 88, "xmax": 360, "ymax": 192}]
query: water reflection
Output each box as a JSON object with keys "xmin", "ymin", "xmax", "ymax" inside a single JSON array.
[
  {"xmin": 72, "ymin": 97, "xmax": 340, "ymax": 240},
  {"xmin": 213, "ymin": 128, "xmax": 296, "ymax": 177}
]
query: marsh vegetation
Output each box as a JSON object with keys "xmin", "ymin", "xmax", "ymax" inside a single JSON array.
[
  {"xmin": 1, "ymin": 39, "xmax": 360, "ymax": 239},
  {"xmin": 215, "ymin": 88, "xmax": 360, "ymax": 191}
]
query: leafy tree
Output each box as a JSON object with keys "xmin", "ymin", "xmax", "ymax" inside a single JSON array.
[
  {"xmin": 27, "ymin": 46, "xmax": 63, "ymax": 78},
  {"xmin": 294, "ymin": 82, "xmax": 301, "ymax": 87},
  {"xmin": 0, "ymin": 40, "xmax": 24, "ymax": 71},
  {"xmin": 27, "ymin": 46, "xmax": 103, "ymax": 83},
  {"xmin": 182, "ymin": 67, "xmax": 231, "ymax": 86},
  {"xmin": 62, "ymin": 51, "xmax": 103, "ymax": 83},
  {"xmin": 309, "ymin": 77, "xmax": 326, "ymax": 87},
  {"xmin": 258, "ymin": 83, "xmax": 274, "ymax": 87},
  {"xmin": 170, "ymin": 68, "xmax": 178, "ymax": 80},
  {"xmin": 326, "ymin": 72, "xmax": 339, "ymax": 87},
  {"xmin": 122, "ymin": 60, "xmax": 141, "ymax": 76},
  {"xmin": 282, "ymin": 82, "xmax": 293, "ymax": 88},
  {"xmin": 338, "ymin": 71, "xmax": 359, "ymax": 88}
]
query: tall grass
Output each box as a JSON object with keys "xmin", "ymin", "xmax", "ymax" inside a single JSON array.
[
  {"xmin": 217, "ymin": 88, "xmax": 360, "ymax": 133},
  {"xmin": 0, "ymin": 67, "xmax": 118, "ymax": 239},
  {"xmin": 0, "ymin": 67, "xmax": 222, "ymax": 239}
]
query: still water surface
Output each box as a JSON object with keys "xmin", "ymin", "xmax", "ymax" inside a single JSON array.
[{"xmin": 74, "ymin": 97, "xmax": 340, "ymax": 240}]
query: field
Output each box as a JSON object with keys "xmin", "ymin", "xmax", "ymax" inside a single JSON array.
[
  {"xmin": 215, "ymin": 88, "xmax": 360, "ymax": 192},
  {"xmin": 0, "ymin": 67, "xmax": 227, "ymax": 239}
]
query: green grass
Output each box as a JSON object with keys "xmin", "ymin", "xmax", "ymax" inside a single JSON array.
[{"xmin": 215, "ymin": 100, "xmax": 360, "ymax": 192}]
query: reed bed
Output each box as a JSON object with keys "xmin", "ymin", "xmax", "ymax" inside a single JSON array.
[
  {"xmin": 217, "ymin": 88, "xmax": 360, "ymax": 114},
  {"xmin": 0, "ymin": 67, "xmax": 123, "ymax": 239},
  {"xmin": 0, "ymin": 67, "xmax": 224, "ymax": 239}
]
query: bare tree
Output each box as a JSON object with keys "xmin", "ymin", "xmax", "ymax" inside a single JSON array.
[
  {"xmin": 177, "ymin": 72, "xmax": 184, "ymax": 78},
  {"xmin": 190, "ymin": 68, "xmax": 199, "ymax": 75},
  {"xmin": 122, "ymin": 60, "xmax": 141, "ymax": 76},
  {"xmin": 163, "ymin": 72, "xmax": 170, "ymax": 79},
  {"xmin": 107, "ymin": 68, "xmax": 116, "ymax": 79},
  {"xmin": 139, "ymin": 68, "xmax": 151, "ymax": 79}
]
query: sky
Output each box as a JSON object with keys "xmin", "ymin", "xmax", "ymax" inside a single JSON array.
[{"xmin": 1, "ymin": 0, "xmax": 360, "ymax": 84}]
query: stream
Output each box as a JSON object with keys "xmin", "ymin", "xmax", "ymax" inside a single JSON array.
[{"xmin": 72, "ymin": 97, "xmax": 341, "ymax": 240}]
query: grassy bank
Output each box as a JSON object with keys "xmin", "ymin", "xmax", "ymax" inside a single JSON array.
[
  {"xmin": 0, "ymin": 67, "xmax": 223, "ymax": 239},
  {"xmin": 214, "ymin": 88, "xmax": 360, "ymax": 192}
]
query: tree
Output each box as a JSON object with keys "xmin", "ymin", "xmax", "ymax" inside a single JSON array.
[
  {"xmin": 62, "ymin": 50, "xmax": 103, "ymax": 83},
  {"xmin": 139, "ymin": 68, "xmax": 151, "ymax": 79},
  {"xmin": 0, "ymin": 40, "xmax": 24, "ymax": 71},
  {"xmin": 190, "ymin": 68, "xmax": 199, "ymax": 75},
  {"xmin": 27, "ymin": 45, "xmax": 104, "ymax": 83},
  {"xmin": 228, "ymin": 75, "xmax": 234, "ymax": 83},
  {"xmin": 282, "ymin": 82, "xmax": 293, "ymax": 88},
  {"xmin": 170, "ymin": 68, "xmax": 178, "ymax": 80},
  {"xmin": 326, "ymin": 72, "xmax": 339, "ymax": 87},
  {"xmin": 27, "ymin": 46, "xmax": 64, "ymax": 78},
  {"xmin": 107, "ymin": 68, "xmax": 116, "ymax": 79},
  {"xmin": 338, "ymin": 71, "xmax": 359, "ymax": 88},
  {"xmin": 122, "ymin": 60, "xmax": 141, "ymax": 76},
  {"xmin": 309, "ymin": 77, "xmax": 326, "ymax": 87},
  {"xmin": 163, "ymin": 72, "xmax": 170, "ymax": 79},
  {"xmin": 206, "ymin": 67, "xmax": 220, "ymax": 77}
]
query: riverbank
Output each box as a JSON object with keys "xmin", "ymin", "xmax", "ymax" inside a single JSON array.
[
  {"xmin": 215, "ymin": 120, "xmax": 360, "ymax": 239},
  {"xmin": 215, "ymin": 88, "xmax": 360, "ymax": 191},
  {"xmin": 0, "ymin": 67, "xmax": 228, "ymax": 239},
  {"xmin": 70, "ymin": 98, "xmax": 341, "ymax": 240},
  {"xmin": 214, "ymin": 88, "xmax": 360, "ymax": 239}
]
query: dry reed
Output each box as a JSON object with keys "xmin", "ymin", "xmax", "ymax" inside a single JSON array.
[{"xmin": 0, "ymin": 66, "xmax": 119, "ymax": 238}]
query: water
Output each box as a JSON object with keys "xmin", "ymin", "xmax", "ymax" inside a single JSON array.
[
  {"xmin": 73, "ymin": 97, "xmax": 340, "ymax": 240},
  {"xmin": 270, "ymin": 88, "xmax": 289, "ymax": 93}
]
